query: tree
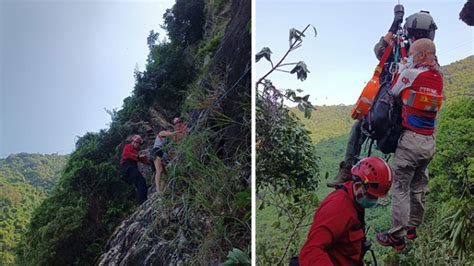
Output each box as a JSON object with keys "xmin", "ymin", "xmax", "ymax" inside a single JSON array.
[{"xmin": 256, "ymin": 25, "xmax": 320, "ymax": 264}]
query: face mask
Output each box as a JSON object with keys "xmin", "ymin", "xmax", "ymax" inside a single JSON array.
[
  {"xmin": 356, "ymin": 195, "xmax": 378, "ymax": 208},
  {"xmin": 406, "ymin": 55, "xmax": 414, "ymax": 68}
]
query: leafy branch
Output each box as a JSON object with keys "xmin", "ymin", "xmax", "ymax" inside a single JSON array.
[
  {"xmin": 256, "ymin": 24, "xmax": 320, "ymax": 264},
  {"xmin": 256, "ymin": 24, "xmax": 317, "ymax": 118},
  {"xmin": 256, "ymin": 24, "xmax": 316, "ymax": 84}
]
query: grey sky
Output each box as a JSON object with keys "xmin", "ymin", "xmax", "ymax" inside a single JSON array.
[{"xmin": 0, "ymin": 0, "xmax": 174, "ymax": 157}]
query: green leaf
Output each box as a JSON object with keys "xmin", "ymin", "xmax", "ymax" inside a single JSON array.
[
  {"xmin": 221, "ymin": 248, "xmax": 250, "ymax": 265},
  {"xmin": 304, "ymin": 107, "xmax": 312, "ymax": 119},
  {"xmin": 289, "ymin": 28, "xmax": 305, "ymax": 46},
  {"xmin": 271, "ymin": 220, "xmax": 281, "ymax": 228},
  {"xmin": 290, "ymin": 61, "xmax": 310, "ymax": 81},
  {"xmin": 256, "ymin": 47, "xmax": 273, "ymax": 63},
  {"xmin": 297, "ymin": 103, "xmax": 305, "ymax": 113},
  {"xmin": 233, "ymin": 189, "xmax": 250, "ymax": 209}
]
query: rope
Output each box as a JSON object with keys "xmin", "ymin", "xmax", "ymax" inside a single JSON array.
[
  {"xmin": 188, "ymin": 63, "xmax": 251, "ymax": 134},
  {"xmin": 368, "ymin": 249, "xmax": 378, "ymax": 266},
  {"xmin": 162, "ymin": 63, "xmax": 250, "ymax": 170}
]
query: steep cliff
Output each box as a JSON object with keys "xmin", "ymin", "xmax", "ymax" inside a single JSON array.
[
  {"xmin": 16, "ymin": 0, "xmax": 250, "ymax": 264},
  {"xmin": 98, "ymin": 0, "xmax": 251, "ymax": 264}
]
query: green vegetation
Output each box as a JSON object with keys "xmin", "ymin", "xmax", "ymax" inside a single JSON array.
[
  {"xmin": 256, "ymin": 102, "xmax": 320, "ymax": 265},
  {"xmin": 291, "ymin": 104, "xmax": 354, "ymax": 143},
  {"xmin": 195, "ymin": 33, "xmax": 224, "ymax": 62},
  {"xmin": 257, "ymin": 56, "xmax": 474, "ymax": 264},
  {"xmin": 157, "ymin": 126, "xmax": 250, "ymax": 263},
  {"xmin": 16, "ymin": 133, "xmax": 137, "ymax": 265},
  {"xmin": 256, "ymin": 24, "xmax": 321, "ymax": 265},
  {"xmin": 441, "ymin": 55, "xmax": 474, "ymax": 103},
  {"xmin": 14, "ymin": 0, "xmax": 250, "ymax": 264},
  {"xmin": 398, "ymin": 97, "xmax": 473, "ymax": 264},
  {"xmin": 0, "ymin": 153, "xmax": 67, "ymax": 263}
]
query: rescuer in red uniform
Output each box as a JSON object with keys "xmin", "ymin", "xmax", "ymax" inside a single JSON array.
[
  {"xmin": 121, "ymin": 134, "xmax": 150, "ymax": 204},
  {"xmin": 299, "ymin": 156, "xmax": 392, "ymax": 266}
]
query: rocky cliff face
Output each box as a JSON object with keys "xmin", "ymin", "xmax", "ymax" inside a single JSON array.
[{"xmin": 97, "ymin": 0, "xmax": 250, "ymax": 264}]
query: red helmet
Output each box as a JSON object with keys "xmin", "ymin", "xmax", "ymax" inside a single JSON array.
[
  {"xmin": 131, "ymin": 134, "xmax": 143, "ymax": 144},
  {"xmin": 351, "ymin": 156, "xmax": 392, "ymax": 197}
]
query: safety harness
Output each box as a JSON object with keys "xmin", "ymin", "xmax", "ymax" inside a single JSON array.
[
  {"xmin": 289, "ymin": 186, "xmax": 378, "ymax": 266},
  {"xmin": 352, "ymin": 33, "xmax": 407, "ymax": 121}
]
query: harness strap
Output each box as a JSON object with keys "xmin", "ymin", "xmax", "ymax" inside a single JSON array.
[
  {"xmin": 367, "ymin": 138, "xmax": 374, "ymax": 157},
  {"xmin": 375, "ymin": 39, "xmax": 394, "ymax": 78},
  {"xmin": 399, "ymin": 35, "xmax": 407, "ymax": 58}
]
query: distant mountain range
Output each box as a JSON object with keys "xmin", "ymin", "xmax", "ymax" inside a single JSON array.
[{"xmin": 0, "ymin": 153, "xmax": 67, "ymax": 263}]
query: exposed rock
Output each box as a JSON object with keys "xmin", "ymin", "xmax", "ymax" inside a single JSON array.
[{"xmin": 97, "ymin": 195, "xmax": 167, "ymax": 265}]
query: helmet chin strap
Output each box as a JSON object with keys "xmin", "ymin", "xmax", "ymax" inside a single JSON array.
[{"xmin": 353, "ymin": 182, "xmax": 365, "ymax": 200}]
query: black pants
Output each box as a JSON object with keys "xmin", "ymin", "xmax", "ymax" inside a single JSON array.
[
  {"xmin": 344, "ymin": 119, "xmax": 367, "ymax": 165},
  {"xmin": 121, "ymin": 161, "xmax": 147, "ymax": 204}
]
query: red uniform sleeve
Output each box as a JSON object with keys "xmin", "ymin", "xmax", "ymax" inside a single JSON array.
[
  {"xmin": 299, "ymin": 195, "xmax": 352, "ymax": 266},
  {"xmin": 121, "ymin": 144, "xmax": 138, "ymax": 162}
]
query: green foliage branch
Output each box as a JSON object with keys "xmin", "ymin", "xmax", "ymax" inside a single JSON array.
[{"xmin": 256, "ymin": 24, "xmax": 320, "ymax": 264}]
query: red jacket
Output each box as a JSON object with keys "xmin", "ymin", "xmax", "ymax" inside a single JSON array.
[
  {"xmin": 120, "ymin": 143, "xmax": 150, "ymax": 165},
  {"xmin": 299, "ymin": 182, "xmax": 365, "ymax": 266}
]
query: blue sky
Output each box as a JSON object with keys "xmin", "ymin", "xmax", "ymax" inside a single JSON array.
[
  {"xmin": 256, "ymin": 0, "xmax": 474, "ymax": 106},
  {"xmin": 0, "ymin": 0, "xmax": 174, "ymax": 157}
]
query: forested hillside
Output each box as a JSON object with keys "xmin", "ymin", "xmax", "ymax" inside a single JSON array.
[
  {"xmin": 0, "ymin": 153, "xmax": 67, "ymax": 263},
  {"xmin": 257, "ymin": 55, "xmax": 474, "ymax": 264},
  {"xmin": 290, "ymin": 104, "xmax": 354, "ymax": 143},
  {"xmin": 15, "ymin": 0, "xmax": 250, "ymax": 265},
  {"xmin": 441, "ymin": 55, "xmax": 474, "ymax": 102}
]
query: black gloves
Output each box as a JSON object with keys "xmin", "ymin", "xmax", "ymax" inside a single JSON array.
[{"xmin": 389, "ymin": 4, "xmax": 404, "ymax": 33}]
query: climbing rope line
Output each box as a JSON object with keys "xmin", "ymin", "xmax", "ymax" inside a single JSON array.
[
  {"xmin": 162, "ymin": 63, "xmax": 251, "ymax": 170},
  {"xmin": 188, "ymin": 63, "xmax": 251, "ymax": 134}
]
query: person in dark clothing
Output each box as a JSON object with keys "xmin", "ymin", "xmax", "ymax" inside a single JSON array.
[
  {"xmin": 327, "ymin": 9, "xmax": 438, "ymax": 188},
  {"xmin": 120, "ymin": 134, "xmax": 150, "ymax": 204},
  {"xmin": 300, "ymin": 156, "xmax": 393, "ymax": 266}
]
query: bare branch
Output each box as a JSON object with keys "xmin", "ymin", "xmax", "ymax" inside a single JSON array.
[{"xmin": 275, "ymin": 69, "xmax": 292, "ymax": 73}]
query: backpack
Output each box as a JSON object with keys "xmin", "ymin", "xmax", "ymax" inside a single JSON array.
[{"xmin": 362, "ymin": 82, "xmax": 404, "ymax": 154}]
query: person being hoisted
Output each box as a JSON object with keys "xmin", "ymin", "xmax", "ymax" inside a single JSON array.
[
  {"xmin": 376, "ymin": 38, "xmax": 443, "ymax": 250},
  {"xmin": 120, "ymin": 134, "xmax": 151, "ymax": 204},
  {"xmin": 299, "ymin": 156, "xmax": 393, "ymax": 265},
  {"xmin": 327, "ymin": 7, "xmax": 438, "ymax": 188}
]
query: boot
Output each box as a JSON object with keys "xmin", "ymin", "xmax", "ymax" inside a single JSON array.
[
  {"xmin": 327, "ymin": 161, "xmax": 353, "ymax": 187},
  {"xmin": 406, "ymin": 226, "xmax": 417, "ymax": 240},
  {"xmin": 376, "ymin": 231, "xmax": 406, "ymax": 251}
]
